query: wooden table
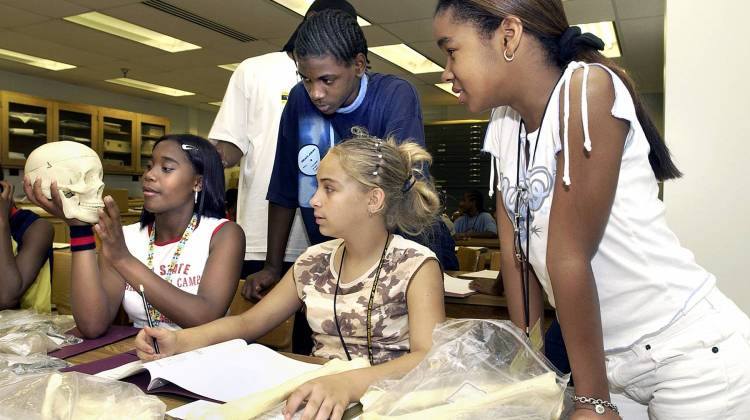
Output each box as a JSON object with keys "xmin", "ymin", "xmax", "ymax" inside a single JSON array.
[
  {"xmin": 445, "ymin": 293, "xmax": 510, "ymax": 319},
  {"xmin": 443, "ymin": 272, "xmax": 554, "ymax": 321},
  {"xmin": 443, "ymin": 271, "xmax": 507, "ymax": 320},
  {"xmin": 68, "ymin": 336, "xmax": 325, "ymax": 412},
  {"xmin": 453, "ymin": 237, "xmax": 500, "ymax": 249}
]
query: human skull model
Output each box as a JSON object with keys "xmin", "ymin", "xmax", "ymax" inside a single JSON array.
[{"xmin": 24, "ymin": 141, "xmax": 105, "ymax": 223}]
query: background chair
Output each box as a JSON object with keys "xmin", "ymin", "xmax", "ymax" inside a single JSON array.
[
  {"xmin": 456, "ymin": 246, "xmax": 486, "ymax": 271},
  {"xmin": 489, "ymin": 251, "xmax": 502, "ymax": 271}
]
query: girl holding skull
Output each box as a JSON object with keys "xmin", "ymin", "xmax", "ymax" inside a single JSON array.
[{"xmin": 25, "ymin": 134, "xmax": 244, "ymax": 338}]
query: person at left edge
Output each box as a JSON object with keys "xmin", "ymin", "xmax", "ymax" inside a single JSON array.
[{"xmin": 0, "ymin": 166, "xmax": 54, "ymax": 312}]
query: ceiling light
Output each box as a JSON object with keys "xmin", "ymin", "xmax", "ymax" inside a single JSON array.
[
  {"xmin": 369, "ymin": 44, "xmax": 443, "ymax": 74},
  {"xmin": 0, "ymin": 48, "xmax": 75, "ymax": 71},
  {"xmin": 218, "ymin": 63, "xmax": 239, "ymax": 72},
  {"xmin": 435, "ymin": 83, "xmax": 458, "ymax": 97},
  {"xmin": 209, "ymin": 101, "xmax": 222, "ymax": 107},
  {"xmin": 271, "ymin": 0, "xmax": 371, "ymax": 26},
  {"xmin": 575, "ymin": 21, "xmax": 621, "ymax": 58},
  {"xmin": 64, "ymin": 12, "xmax": 201, "ymax": 53},
  {"xmin": 106, "ymin": 78, "xmax": 195, "ymax": 97}
]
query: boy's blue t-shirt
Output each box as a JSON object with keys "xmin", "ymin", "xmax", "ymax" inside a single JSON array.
[{"xmin": 267, "ymin": 72, "xmax": 425, "ymax": 244}]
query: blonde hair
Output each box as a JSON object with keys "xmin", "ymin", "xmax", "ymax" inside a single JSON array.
[{"xmin": 328, "ymin": 130, "xmax": 441, "ymax": 236}]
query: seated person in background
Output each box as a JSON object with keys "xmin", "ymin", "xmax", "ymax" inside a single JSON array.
[
  {"xmin": 25, "ymin": 134, "xmax": 244, "ymax": 338},
  {"xmin": 453, "ymin": 190, "xmax": 497, "ymax": 239},
  {"xmin": 135, "ymin": 136, "xmax": 446, "ymax": 420},
  {"xmin": 0, "ymin": 170, "xmax": 54, "ymax": 312}
]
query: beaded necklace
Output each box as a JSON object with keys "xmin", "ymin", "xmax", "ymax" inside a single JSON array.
[{"xmin": 145, "ymin": 213, "xmax": 198, "ymax": 326}]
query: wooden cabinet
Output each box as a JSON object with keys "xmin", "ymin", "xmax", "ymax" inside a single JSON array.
[
  {"xmin": 137, "ymin": 114, "xmax": 169, "ymax": 172},
  {"xmin": 1, "ymin": 92, "xmax": 54, "ymax": 167},
  {"xmin": 0, "ymin": 90, "xmax": 170, "ymax": 175},
  {"xmin": 425, "ymin": 122, "xmax": 491, "ymax": 213},
  {"xmin": 99, "ymin": 107, "xmax": 138, "ymax": 174},
  {"xmin": 54, "ymin": 101, "xmax": 98, "ymax": 151}
]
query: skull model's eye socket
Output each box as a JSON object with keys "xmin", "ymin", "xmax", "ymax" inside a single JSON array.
[{"xmin": 63, "ymin": 191, "xmax": 76, "ymax": 198}]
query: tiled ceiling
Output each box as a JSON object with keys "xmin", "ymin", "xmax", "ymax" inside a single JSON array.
[{"xmin": 0, "ymin": 0, "xmax": 664, "ymax": 114}]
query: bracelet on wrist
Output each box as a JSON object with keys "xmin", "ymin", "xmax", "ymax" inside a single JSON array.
[
  {"xmin": 571, "ymin": 395, "xmax": 619, "ymax": 415},
  {"xmin": 69, "ymin": 225, "xmax": 95, "ymax": 252}
]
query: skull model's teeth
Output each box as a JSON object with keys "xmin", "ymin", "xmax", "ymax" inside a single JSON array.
[{"xmin": 79, "ymin": 202, "xmax": 105, "ymax": 209}]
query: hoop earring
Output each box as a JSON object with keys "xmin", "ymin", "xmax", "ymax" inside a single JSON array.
[{"xmin": 504, "ymin": 48, "xmax": 515, "ymax": 62}]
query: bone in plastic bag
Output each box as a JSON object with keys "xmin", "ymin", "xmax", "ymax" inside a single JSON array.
[
  {"xmin": 361, "ymin": 319, "xmax": 569, "ymax": 420},
  {"xmin": 0, "ymin": 310, "xmax": 81, "ymax": 357},
  {"xmin": 0, "ymin": 371, "xmax": 165, "ymax": 420}
]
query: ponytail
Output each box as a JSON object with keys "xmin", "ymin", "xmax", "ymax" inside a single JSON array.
[{"xmin": 328, "ymin": 131, "xmax": 441, "ymax": 236}]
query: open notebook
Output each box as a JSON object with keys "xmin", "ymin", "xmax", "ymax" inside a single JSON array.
[{"xmin": 95, "ymin": 339, "xmax": 320, "ymax": 403}]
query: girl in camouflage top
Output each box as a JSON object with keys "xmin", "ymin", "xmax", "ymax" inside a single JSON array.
[{"xmin": 136, "ymin": 134, "xmax": 446, "ymax": 420}]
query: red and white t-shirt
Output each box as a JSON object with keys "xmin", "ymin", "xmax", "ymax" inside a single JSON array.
[{"xmin": 121, "ymin": 216, "xmax": 229, "ymax": 330}]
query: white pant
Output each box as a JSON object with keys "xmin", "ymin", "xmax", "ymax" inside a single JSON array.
[{"xmin": 604, "ymin": 287, "xmax": 750, "ymax": 419}]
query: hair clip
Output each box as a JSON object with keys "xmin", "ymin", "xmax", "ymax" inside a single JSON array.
[
  {"xmin": 181, "ymin": 144, "xmax": 196, "ymax": 151},
  {"xmin": 401, "ymin": 174, "xmax": 417, "ymax": 193}
]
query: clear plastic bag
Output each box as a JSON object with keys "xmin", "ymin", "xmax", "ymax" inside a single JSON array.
[
  {"xmin": 0, "ymin": 371, "xmax": 166, "ymax": 420},
  {"xmin": 0, "ymin": 309, "xmax": 81, "ymax": 356},
  {"xmin": 0, "ymin": 353, "xmax": 70, "ymax": 375},
  {"xmin": 361, "ymin": 319, "xmax": 569, "ymax": 420}
]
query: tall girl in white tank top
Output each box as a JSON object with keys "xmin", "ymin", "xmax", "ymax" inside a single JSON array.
[{"xmin": 434, "ymin": 1, "xmax": 750, "ymax": 419}]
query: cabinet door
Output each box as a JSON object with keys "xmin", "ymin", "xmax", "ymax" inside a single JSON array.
[
  {"xmin": 99, "ymin": 108, "xmax": 137, "ymax": 174},
  {"xmin": 425, "ymin": 122, "xmax": 491, "ymax": 212},
  {"xmin": 53, "ymin": 102, "xmax": 98, "ymax": 152},
  {"xmin": 1, "ymin": 92, "xmax": 53, "ymax": 167},
  {"xmin": 137, "ymin": 114, "xmax": 170, "ymax": 172}
]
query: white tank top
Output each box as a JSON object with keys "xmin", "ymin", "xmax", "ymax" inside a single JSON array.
[
  {"xmin": 121, "ymin": 216, "xmax": 229, "ymax": 330},
  {"xmin": 483, "ymin": 61, "xmax": 714, "ymax": 351}
]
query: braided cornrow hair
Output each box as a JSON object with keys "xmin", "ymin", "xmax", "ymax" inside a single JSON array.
[{"xmin": 294, "ymin": 9, "xmax": 369, "ymax": 65}]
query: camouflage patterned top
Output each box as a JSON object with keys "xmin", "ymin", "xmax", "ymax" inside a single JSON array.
[{"xmin": 294, "ymin": 234, "xmax": 437, "ymax": 365}]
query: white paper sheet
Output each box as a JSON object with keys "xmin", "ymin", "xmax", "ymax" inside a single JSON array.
[
  {"xmin": 166, "ymin": 400, "xmax": 220, "ymax": 419},
  {"xmin": 95, "ymin": 359, "xmax": 145, "ymax": 380},
  {"xmin": 453, "ymin": 246, "xmax": 488, "ymax": 252},
  {"xmin": 444, "ymin": 274, "xmax": 476, "ymax": 297},
  {"xmin": 458, "ymin": 270, "xmax": 500, "ymax": 280}
]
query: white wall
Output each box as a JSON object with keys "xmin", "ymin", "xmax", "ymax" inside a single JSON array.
[
  {"xmin": 0, "ymin": 69, "xmax": 218, "ymax": 197},
  {"xmin": 664, "ymin": 0, "xmax": 750, "ymax": 312}
]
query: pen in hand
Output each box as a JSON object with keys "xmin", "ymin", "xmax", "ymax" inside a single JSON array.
[{"xmin": 138, "ymin": 284, "xmax": 160, "ymax": 354}]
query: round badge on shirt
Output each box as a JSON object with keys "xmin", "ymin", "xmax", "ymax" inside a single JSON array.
[{"xmin": 298, "ymin": 144, "xmax": 321, "ymax": 176}]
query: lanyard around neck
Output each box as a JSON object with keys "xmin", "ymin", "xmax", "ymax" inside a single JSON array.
[
  {"xmin": 333, "ymin": 235, "xmax": 390, "ymax": 366},
  {"xmin": 515, "ymin": 73, "xmax": 562, "ymax": 336}
]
